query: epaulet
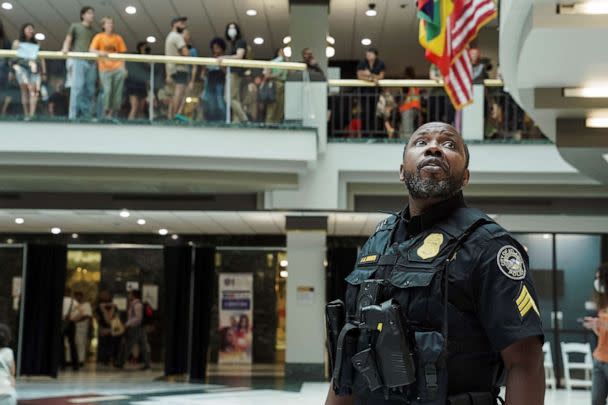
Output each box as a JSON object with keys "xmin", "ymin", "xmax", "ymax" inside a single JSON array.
[{"xmin": 373, "ymin": 212, "xmax": 400, "ymax": 234}]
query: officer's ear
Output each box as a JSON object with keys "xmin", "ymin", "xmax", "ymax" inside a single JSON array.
[
  {"xmin": 399, "ymin": 163, "xmax": 406, "ymax": 182},
  {"xmin": 462, "ymin": 168, "xmax": 470, "ymax": 187}
]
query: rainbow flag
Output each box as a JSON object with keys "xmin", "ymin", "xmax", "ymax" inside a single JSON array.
[{"xmin": 418, "ymin": 0, "xmax": 497, "ymax": 109}]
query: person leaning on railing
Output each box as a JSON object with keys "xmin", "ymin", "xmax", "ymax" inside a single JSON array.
[
  {"xmin": 164, "ymin": 16, "xmax": 190, "ymax": 120},
  {"xmin": 61, "ymin": 6, "xmax": 97, "ymax": 120},
  {"xmin": 201, "ymin": 37, "xmax": 227, "ymax": 122},
  {"xmin": 89, "ymin": 16, "xmax": 127, "ymax": 120},
  {"xmin": 262, "ymin": 48, "xmax": 288, "ymax": 124},
  {"xmin": 11, "ymin": 23, "xmax": 46, "ymax": 120},
  {"xmin": 125, "ymin": 42, "xmax": 151, "ymax": 120},
  {"xmin": 220, "ymin": 22, "xmax": 249, "ymax": 123},
  {"xmin": 356, "ymin": 47, "xmax": 385, "ymax": 138},
  {"xmin": 398, "ymin": 66, "xmax": 421, "ymax": 140}
]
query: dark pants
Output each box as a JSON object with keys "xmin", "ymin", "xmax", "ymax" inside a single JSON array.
[
  {"xmin": 593, "ymin": 359, "xmax": 608, "ymax": 405},
  {"xmin": 61, "ymin": 322, "xmax": 79, "ymax": 370},
  {"xmin": 98, "ymin": 334, "xmax": 122, "ymax": 365}
]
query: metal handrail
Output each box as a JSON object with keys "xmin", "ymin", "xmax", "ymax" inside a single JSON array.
[
  {"xmin": 0, "ymin": 49, "xmax": 307, "ymax": 71},
  {"xmin": 328, "ymin": 78, "xmax": 504, "ymax": 87}
]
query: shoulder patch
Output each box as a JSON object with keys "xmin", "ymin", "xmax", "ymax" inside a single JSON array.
[{"xmin": 497, "ymin": 245, "xmax": 526, "ymax": 280}]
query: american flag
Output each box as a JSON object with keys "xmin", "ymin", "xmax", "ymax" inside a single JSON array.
[{"xmin": 439, "ymin": 0, "xmax": 497, "ymax": 109}]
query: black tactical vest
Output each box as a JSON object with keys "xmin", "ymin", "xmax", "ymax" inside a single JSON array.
[{"xmin": 334, "ymin": 207, "xmax": 496, "ymax": 404}]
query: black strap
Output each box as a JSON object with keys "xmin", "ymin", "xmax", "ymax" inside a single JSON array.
[
  {"xmin": 442, "ymin": 219, "xmax": 493, "ymax": 393},
  {"xmin": 447, "ymin": 392, "xmax": 495, "ymax": 405},
  {"xmin": 333, "ymin": 323, "xmax": 358, "ymax": 385}
]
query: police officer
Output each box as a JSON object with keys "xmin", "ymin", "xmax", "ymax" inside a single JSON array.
[{"xmin": 325, "ymin": 122, "xmax": 544, "ymax": 405}]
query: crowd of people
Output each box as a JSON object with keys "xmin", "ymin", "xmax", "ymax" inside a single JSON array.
[
  {"xmin": 0, "ymin": 6, "xmax": 300, "ymax": 123},
  {"xmin": 0, "ymin": 6, "xmax": 540, "ymax": 139},
  {"xmin": 62, "ymin": 288, "xmax": 152, "ymax": 371},
  {"xmin": 334, "ymin": 45, "xmax": 507, "ymax": 140}
]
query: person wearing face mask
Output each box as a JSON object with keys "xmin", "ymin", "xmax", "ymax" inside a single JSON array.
[
  {"xmin": 164, "ymin": 16, "xmax": 189, "ymax": 120},
  {"xmin": 220, "ymin": 22, "xmax": 249, "ymax": 123},
  {"xmin": 584, "ymin": 263, "xmax": 608, "ymax": 405}
]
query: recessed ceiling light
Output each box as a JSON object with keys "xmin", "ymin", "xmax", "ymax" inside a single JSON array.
[
  {"xmin": 158, "ymin": 228, "xmax": 168, "ymax": 235},
  {"xmin": 34, "ymin": 33, "xmax": 45, "ymax": 41},
  {"xmin": 586, "ymin": 117, "xmax": 608, "ymax": 128},
  {"xmin": 564, "ymin": 87, "xmax": 608, "ymax": 98},
  {"xmin": 146, "ymin": 36, "xmax": 156, "ymax": 44},
  {"xmin": 282, "ymin": 36, "xmax": 291, "ymax": 45},
  {"xmin": 14, "ymin": 218, "xmax": 24, "ymax": 224},
  {"xmin": 6, "ymin": 238, "xmax": 13, "ymax": 244},
  {"xmin": 326, "ymin": 46, "xmax": 335, "ymax": 58},
  {"xmin": 1, "ymin": 2, "xmax": 13, "ymax": 10},
  {"xmin": 542, "ymin": 234, "xmax": 551, "ymax": 240},
  {"xmin": 246, "ymin": 9, "xmax": 257, "ymax": 16},
  {"xmin": 326, "ymin": 35, "xmax": 335, "ymax": 45},
  {"xmin": 171, "ymin": 234, "xmax": 179, "ymax": 240},
  {"xmin": 280, "ymin": 259, "xmax": 288, "ymax": 267},
  {"xmin": 559, "ymin": 2, "xmax": 608, "ymax": 14},
  {"xmin": 125, "ymin": 6, "xmax": 137, "ymax": 15},
  {"xmin": 51, "ymin": 227, "xmax": 61, "ymax": 235},
  {"xmin": 283, "ymin": 46, "xmax": 292, "ymax": 58},
  {"xmin": 365, "ymin": 9, "xmax": 377, "ymax": 17},
  {"xmin": 280, "ymin": 270, "xmax": 288, "ymax": 278},
  {"xmin": 119, "ymin": 209, "xmax": 130, "ymax": 218},
  {"xmin": 253, "ymin": 37, "xmax": 264, "ymax": 45},
  {"xmin": 72, "ymin": 233, "xmax": 79, "ymax": 239},
  {"xmin": 361, "ymin": 38, "xmax": 372, "ymax": 46},
  {"xmin": 137, "ymin": 219, "xmax": 146, "ymax": 225}
]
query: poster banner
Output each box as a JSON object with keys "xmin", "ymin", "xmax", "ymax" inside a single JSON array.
[{"xmin": 218, "ymin": 273, "xmax": 253, "ymax": 364}]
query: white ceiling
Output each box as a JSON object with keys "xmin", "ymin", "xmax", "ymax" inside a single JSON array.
[
  {"xmin": 0, "ymin": 0, "xmax": 496, "ymax": 75},
  {"xmin": 0, "ymin": 209, "xmax": 389, "ymax": 236}
]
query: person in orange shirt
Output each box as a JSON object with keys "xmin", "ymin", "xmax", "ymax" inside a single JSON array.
[
  {"xmin": 584, "ymin": 263, "xmax": 608, "ymax": 405},
  {"xmin": 89, "ymin": 17, "xmax": 127, "ymax": 119}
]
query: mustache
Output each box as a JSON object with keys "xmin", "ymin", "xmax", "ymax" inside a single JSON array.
[{"xmin": 417, "ymin": 157, "xmax": 449, "ymax": 172}]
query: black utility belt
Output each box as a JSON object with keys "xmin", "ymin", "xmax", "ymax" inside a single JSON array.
[{"xmin": 447, "ymin": 392, "xmax": 497, "ymax": 405}]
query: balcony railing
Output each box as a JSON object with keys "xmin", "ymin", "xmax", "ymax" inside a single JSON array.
[
  {"xmin": 0, "ymin": 49, "xmax": 306, "ymax": 125},
  {"xmin": 327, "ymin": 79, "xmax": 547, "ymax": 142},
  {"xmin": 0, "ymin": 50, "xmax": 546, "ymax": 142}
]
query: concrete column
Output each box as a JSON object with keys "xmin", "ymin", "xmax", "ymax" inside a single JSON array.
[
  {"xmin": 285, "ymin": 81, "xmax": 328, "ymax": 152},
  {"xmin": 285, "ymin": 216, "xmax": 327, "ymax": 379},
  {"xmin": 461, "ymin": 84, "xmax": 485, "ymax": 140},
  {"xmin": 289, "ymin": 1, "xmax": 329, "ymax": 72}
]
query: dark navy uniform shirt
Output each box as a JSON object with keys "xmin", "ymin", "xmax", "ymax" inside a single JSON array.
[{"xmin": 389, "ymin": 192, "xmax": 544, "ymax": 394}]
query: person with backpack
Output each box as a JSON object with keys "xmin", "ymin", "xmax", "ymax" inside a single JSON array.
[{"xmin": 118, "ymin": 289, "xmax": 150, "ymax": 370}]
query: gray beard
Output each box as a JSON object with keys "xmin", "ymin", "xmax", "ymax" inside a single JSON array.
[{"xmin": 404, "ymin": 170, "xmax": 463, "ymax": 199}]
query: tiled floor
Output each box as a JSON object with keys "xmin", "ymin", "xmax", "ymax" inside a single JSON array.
[{"xmin": 15, "ymin": 373, "xmax": 592, "ymax": 404}]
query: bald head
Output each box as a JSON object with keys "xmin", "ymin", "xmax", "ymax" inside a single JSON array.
[
  {"xmin": 399, "ymin": 121, "xmax": 471, "ymax": 201},
  {"xmin": 404, "ymin": 122, "xmax": 469, "ymax": 168}
]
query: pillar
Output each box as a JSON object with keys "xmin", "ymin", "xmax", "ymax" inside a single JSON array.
[
  {"xmin": 285, "ymin": 216, "xmax": 327, "ymax": 379},
  {"xmin": 461, "ymin": 84, "xmax": 485, "ymax": 140},
  {"xmin": 289, "ymin": 0, "xmax": 329, "ymax": 72}
]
